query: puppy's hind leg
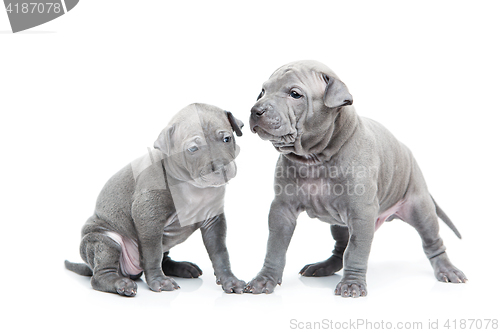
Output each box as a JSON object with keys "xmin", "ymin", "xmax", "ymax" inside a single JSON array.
[
  {"xmin": 401, "ymin": 194, "xmax": 467, "ymax": 283},
  {"xmin": 162, "ymin": 251, "xmax": 203, "ymax": 278},
  {"xmin": 299, "ymin": 225, "xmax": 348, "ymax": 277},
  {"xmin": 80, "ymin": 232, "xmax": 138, "ymax": 296}
]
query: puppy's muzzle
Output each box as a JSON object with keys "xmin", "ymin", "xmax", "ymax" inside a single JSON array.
[
  {"xmin": 197, "ymin": 159, "xmax": 235, "ymax": 187},
  {"xmin": 210, "ymin": 160, "xmax": 227, "ymax": 175},
  {"xmin": 250, "ymin": 103, "xmax": 274, "ymax": 133}
]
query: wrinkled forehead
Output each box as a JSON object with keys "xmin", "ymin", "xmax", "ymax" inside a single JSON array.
[
  {"xmin": 199, "ymin": 114, "xmax": 232, "ymax": 137},
  {"xmin": 172, "ymin": 108, "xmax": 231, "ymax": 143},
  {"xmin": 265, "ymin": 65, "xmax": 327, "ymax": 95}
]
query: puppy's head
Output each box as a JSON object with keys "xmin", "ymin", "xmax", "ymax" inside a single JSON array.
[
  {"xmin": 249, "ymin": 60, "xmax": 352, "ymax": 162},
  {"xmin": 154, "ymin": 103, "xmax": 243, "ymax": 188}
]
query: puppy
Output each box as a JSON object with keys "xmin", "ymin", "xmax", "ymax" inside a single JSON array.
[
  {"xmin": 245, "ymin": 60, "xmax": 466, "ymax": 297},
  {"xmin": 66, "ymin": 103, "xmax": 245, "ymax": 296}
]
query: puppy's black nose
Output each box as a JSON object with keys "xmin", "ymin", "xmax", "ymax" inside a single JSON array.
[
  {"xmin": 251, "ymin": 105, "xmax": 266, "ymax": 117},
  {"xmin": 251, "ymin": 104, "xmax": 272, "ymax": 117},
  {"xmin": 211, "ymin": 160, "xmax": 226, "ymax": 173}
]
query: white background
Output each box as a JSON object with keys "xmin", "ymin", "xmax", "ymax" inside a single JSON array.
[{"xmin": 1, "ymin": 1, "xmax": 499, "ymax": 332}]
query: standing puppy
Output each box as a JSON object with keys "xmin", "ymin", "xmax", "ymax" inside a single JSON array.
[
  {"xmin": 245, "ymin": 61, "xmax": 466, "ymax": 297},
  {"xmin": 65, "ymin": 103, "xmax": 245, "ymax": 296}
]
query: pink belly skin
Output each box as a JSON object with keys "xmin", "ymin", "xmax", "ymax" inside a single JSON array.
[
  {"xmin": 105, "ymin": 231, "xmax": 142, "ymax": 276},
  {"xmin": 375, "ymin": 200, "xmax": 405, "ymax": 231}
]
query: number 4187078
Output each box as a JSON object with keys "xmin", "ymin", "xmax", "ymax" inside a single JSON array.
[
  {"xmin": 444, "ymin": 319, "xmax": 498, "ymax": 330},
  {"xmin": 5, "ymin": 2, "xmax": 62, "ymax": 14}
]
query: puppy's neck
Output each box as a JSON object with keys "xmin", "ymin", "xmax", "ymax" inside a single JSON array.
[
  {"xmin": 162, "ymin": 157, "xmax": 193, "ymax": 185},
  {"xmin": 320, "ymin": 105, "xmax": 360, "ymax": 161},
  {"xmin": 284, "ymin": 106, "xmax": 360, "ymax": 165}
]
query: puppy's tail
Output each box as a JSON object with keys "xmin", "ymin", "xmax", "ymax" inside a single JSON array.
[
  {"xmin": 431, "ymin": 196, "xmax": 462, "ymax": 239},
  {"xmin": 65, "ymin": 260, "xmax": 93, "ymax": 276}
]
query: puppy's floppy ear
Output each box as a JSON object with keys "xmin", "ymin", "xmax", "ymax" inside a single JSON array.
[
  {"xmin": 225, "ymin": 111, "xmax": 244, "ymax": 137},
  {"xmin": 323, "ymin": 74, "xmax": 353, "ymax": 109},
  {"xmin": 154, "ymin": 125, "xmax": 176, "ymax": 155}
]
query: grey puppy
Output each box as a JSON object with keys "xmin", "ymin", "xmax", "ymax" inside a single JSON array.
[
  {"xmin": 65, "ymin": 103, "xmax": 245, "ymax": 296},
  {"xmin": 245, "ymin": 60, "xmax": 466, "ymax": 297}
]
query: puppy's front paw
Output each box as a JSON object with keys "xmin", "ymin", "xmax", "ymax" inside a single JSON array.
[
  {"xmin": 216, "ymin": 274, "xmax": 246, "ymax": 294},
  {"xmin": 244, "ymin": 274, "xmax": 281, "ymax": 294},
  {"xmin": 147, "ymin": 276, "xmax": 180, "ymax": 292},
  {"xmin": 334, "ymin": 279, "xmax": 367, "ymax": 298}
]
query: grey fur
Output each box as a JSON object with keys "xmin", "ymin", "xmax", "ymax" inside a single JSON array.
[
  {"xmin": 65, "ymin": 103, "xmax": 245, "ymax": 296},
  {"xmin": 245, "ymin": 60, "xmax": 466, "ymax": 297}
]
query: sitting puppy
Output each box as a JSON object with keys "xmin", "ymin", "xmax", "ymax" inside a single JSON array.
[
  {"xmin": 245, "ymin": 60, "xmax": 466, "ymax": 297},
  {"xmin": 65, "ymin": 103, "xmax": 245, "ymax": 296}
]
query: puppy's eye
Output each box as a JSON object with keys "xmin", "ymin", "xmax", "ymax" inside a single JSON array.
[
  {"xmin": 290, "ymin": 91, "xmax": 302, "ymax": 99},
  {"xmin": 223, "ymin": 136, "xmax": 232, "ymax": 143},
  {"xmin": 187, "ymin": 146, "xmax": 199, "ymax": 153},
  {"xmin": 257, "ymin": 89, "xmax": 264, "ymax": 101}
]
